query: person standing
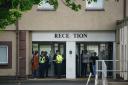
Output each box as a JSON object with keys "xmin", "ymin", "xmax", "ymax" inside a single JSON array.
[
  {"xmin": 90, "ymin": 52, "xmax": 99, "ymax": 76},
  {"xmin": 53, "ymin": 50, "xmax": 57, "ymax": 77},
  {"xmin": 89, "ymin": 52, "xmax": 93, "ymax": 76},
  {"xmin": 45, "ymin": 51, "xmax": 50, "ymax": 77},
  {"xmin": 39, "ymin": 51, "xmax": 46, "ymax": 78},
  {"xmin": 81, "ymin": 50, "xmax": 90, "ymax": 77},
  {"xmin": 54, "ymin": 50, "xmax": 63, "ymax": 78},
  {"xmin": 32, "ymin": 51, "xmax": 39, "ymax": 78}
]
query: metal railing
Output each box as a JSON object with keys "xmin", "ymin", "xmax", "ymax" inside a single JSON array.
[
  {"xmin": 95, "ymin": 60, "xmax": 108, "ymax": 85},
  {"xmin": 94, "ymin": 60, "xmax": 128, "ymax": 85},
  {"xmin": 86, "ymin": 73, "xmax": 92, "ymax": 85},
  {"xmin": 102, "ymin": 60, "xmax": 108, "ymax": 85}
]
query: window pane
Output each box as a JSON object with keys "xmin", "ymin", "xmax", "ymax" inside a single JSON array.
[
  {"xmin": 37, "ymin": 0, "xmax": 54, "ymax": 10},
  {"xmin": 86, "ymin": 0, "xmax": 104, "ymax": 10},
  {"xmin": 32, "ymin": 44, "xmax": 38, "ymax": 51},
  {"xmin": 0, "ymin": 46, "xmax": 8, "ymax": 64},
  {"xmin": 87, "ymin": 45, "xmax": 98, "ymax": 56}
]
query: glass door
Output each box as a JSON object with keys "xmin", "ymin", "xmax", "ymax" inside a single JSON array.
[
  {"xmin": 76, "ymin": 42, "xmax": 113, "ymax": 78},
  {"xmin": 32, "ymin": 42, "xmax": 66, "ymax": 78}
]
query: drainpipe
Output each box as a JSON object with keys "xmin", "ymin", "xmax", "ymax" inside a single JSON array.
[
  {"xmin": 16, "ymin": 19, "xmax": 19, "ymax": 79},
  {"xmin": 16, "ymin": 3, "xmax": 20, "ymax": 79},
  {"xmin": 123, "ymin": 0, "xmax": 126, "ymax": 18}
]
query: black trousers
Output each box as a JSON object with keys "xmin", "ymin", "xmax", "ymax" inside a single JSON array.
[
  {"xmin": 56, "ymin": 63, "xmax": 62, "ymax": 78},
  {"xmin": 54, "ymin": 62, "xmax": 57, "ymax": 76},
  {"xmin": 89, "ymin": 63, "xmax": 93, "ymax": 75},
  {"xmin": 45, "ymin": 63, "xmax": 49, "ymax": 77},
  {"xmin": 39, "ymin": 63, "xmax": 45, "ymax": 78},
  {"xmin": 81, "ymin": 63, "xmax": 87, "ymax": 77}
]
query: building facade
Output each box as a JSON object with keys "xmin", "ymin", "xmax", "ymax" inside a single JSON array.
[{"xmin": 0, "ymin": 0, "xmax": 127, "ymax": 79}]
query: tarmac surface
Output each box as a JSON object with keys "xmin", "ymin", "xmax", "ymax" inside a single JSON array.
[
  {"xmin": 0, "ymin": 78, "xmax": 94, "ymax": 85},
  {"xmin": 1, "ymin": 78, "xmax": 128, "ymax": 85}
]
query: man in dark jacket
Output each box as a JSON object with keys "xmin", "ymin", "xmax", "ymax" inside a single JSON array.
[
  {"xmin": 90, "ymin": 52, "xmax": 99, "ymax": 76},
  {"xmin": 39, "ymin": 51, "xmax": 46, "ymax": 78},
  {"xmin": 45, "ymin": 51, "xmax": 50, "ymax": 77}
]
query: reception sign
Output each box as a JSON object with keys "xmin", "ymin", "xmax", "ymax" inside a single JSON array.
[{"xmin": 32, "ymin": 32, "xmax": 115, "ymax": 42}]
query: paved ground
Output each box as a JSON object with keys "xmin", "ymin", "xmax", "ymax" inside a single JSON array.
[
  {"xmin": 0, "ymin": 79, "xmax": 94, "ymax": 85},
  {"xmin": 1, "ymin": 78, "xmax": 128, "ymax": 85}
]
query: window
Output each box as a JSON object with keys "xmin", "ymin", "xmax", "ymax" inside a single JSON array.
[
  {"xmin": 37, "ymin": 0, "xmax": 55, "ymax": 11},
  {"xmin": 0, "ymin": 42, "xmax": 12, "ymax": 68},
  {"xmin": 0, "ymin": 45, "xmax": 8, "ymax": 64},
  {"xmin": 86, "ymin": 0, "xmax": 104, "ymax": 11}
]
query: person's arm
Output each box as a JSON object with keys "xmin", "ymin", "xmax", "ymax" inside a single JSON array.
[
  {"xmin": 46, "ymin": 56, "xmax": 49, "ymax": 62},
  {"xmin": 96, "ymin": 56, "xmax": 99, "ymax": 60},
  {"xmin": 39, "ymin": 56, "xmax": 41, "ymax": 63},
  {"xmin": 53, "ymin": 54, "xmax": 56, "ymax": 62}
]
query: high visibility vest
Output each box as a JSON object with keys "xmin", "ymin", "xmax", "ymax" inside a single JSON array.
[
  {"xmin": 39, "ymin": 56, "xmax": 46, "ymax": 64},
  {"xmin": 56, "ymin": 54, "xmax": 63, "ymax": 63}
]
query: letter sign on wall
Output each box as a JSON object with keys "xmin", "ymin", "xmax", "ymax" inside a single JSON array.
[
  {"xmin": 32, "ymin": 32, "xmax": 115, "ymax": 42},
  {"xmin": 54, "ymin": 33, "xmax": 87, "ymax": 39}
]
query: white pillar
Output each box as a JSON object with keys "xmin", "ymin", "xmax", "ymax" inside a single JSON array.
[
  {"xmin": 119, "ymin": 28, "xmax": 123, "ymax": 78},
  {"xmin": 124, "ymin": 26, "xmax": 128, "ymax": 80},
  {"xmin": 66, "ymin": 41, "xmax": 76, "ymax": 79},
  {"xmin": 113, "ymin": 42, "xmax": 116, "ymax": 79}
]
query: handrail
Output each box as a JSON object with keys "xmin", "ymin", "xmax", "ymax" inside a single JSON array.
[
  {"xmin": 86, "ymin": 73, "xmax": 92, "ymax": 85},
  {"xmin": 95, "ymin": 74, "xmax": 98, "ymax": 85},
  {"xmin": 95, "ymin": 60, "xmax": 109, "ymax": 85},
  {"xmin": 102, "ymin": 60, "xmax": 107, "ymax": 85},
  {"xmin": 96, "ymin": 60, "xmax": 119, "ymax": 61},
  {"xmin": 95, "ymin": 60, "xmax": 128, "ymax": 85}
]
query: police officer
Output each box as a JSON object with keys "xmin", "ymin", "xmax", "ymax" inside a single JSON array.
[
  {"xmin": 45, "ymin": 51, "xmax": 50, "ymax": 77},
  {"xmin": 53, "ymin": 50, "xmax": 57, "ymax": 77},
  {"xmin": 39, "ymin": 51, "xmax": 46, "ymax": 78},
  {"xmin": 54, "ymin": 50, "xmax": 63, "ymax": 78}
]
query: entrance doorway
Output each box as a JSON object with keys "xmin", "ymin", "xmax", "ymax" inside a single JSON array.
[
  {"xmin": 32, "ymin": 42, "xmax": 66, "ymax": 78},
  {"xmin": 76, "ymin": 42, "xmax": 113, "ymax": 78}
]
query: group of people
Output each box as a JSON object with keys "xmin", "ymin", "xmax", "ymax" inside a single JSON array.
[
  {"xmin": 81, "ymin": 50, "xmax": 99, "ymax": 77},
  {"xmin": 32, "ymin": 50, "xmax": 49, "ymax": 78},
  {"xmin": 32, "ymin": 49, "xmax": 98, "ymax": 78},
  {"xmin": 32, "ymin": 50, "xmax": 64, "ymax": 78}
]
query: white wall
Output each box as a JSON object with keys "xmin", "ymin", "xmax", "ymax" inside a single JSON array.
[{"xmin": 66, "ymin": 42, "xmax": 76, "ymax": 79}]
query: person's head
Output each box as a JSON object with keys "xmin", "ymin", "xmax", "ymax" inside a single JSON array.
[
  {"xmin": 45, "ymin": 51, "xmax": 47, "ymax": 56},
  {"xmin": 56, "ymin": 50, "xmax": 60, "ymax": 55},
  {"xmin": 41, "ymin": 51, "xmax": 45, "ymax": 56},
  {"xmin": 84, "ymin": 50, "xmax": 88, "ymax": 54},
  {"xmin": 34, "ymin": 51, "xmax": 38, "ymax": 56},
  {"xmin": 93, "ymin": 52, "xmax": 97, "ymax": 56}
]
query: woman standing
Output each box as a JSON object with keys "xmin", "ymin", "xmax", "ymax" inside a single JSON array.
[{"xmin": 32, "ymin": 51, "xmax": 39, "ymax": 78}]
